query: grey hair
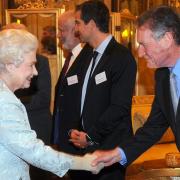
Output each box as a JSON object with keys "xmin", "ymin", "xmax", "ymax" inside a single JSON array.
[
  {"xmin": 137, "ymin": 6, "xmax": 180, "ymax": 44},
  {"xmin": 59, "ymin": 10, "xmax": 76, "ymax": 27},
  {"xmin": 0, "ymin": 29, "xmax": 38, "ymax": 72}
]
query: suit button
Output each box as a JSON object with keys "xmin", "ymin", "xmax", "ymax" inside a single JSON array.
[{"xmin": 60, "ymin": 94, "xmax": 64, "ymax": 97}]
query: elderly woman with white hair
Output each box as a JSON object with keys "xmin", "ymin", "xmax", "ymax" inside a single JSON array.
[{"xmin": 0, "ymin": 29, "xmax": 103, "ymax": 180}]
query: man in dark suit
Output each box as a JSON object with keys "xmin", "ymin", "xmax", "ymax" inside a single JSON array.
[
  {"xmin": 92, "ymin": 5, "xmax": 180, "ymax": 170},
  {"xmin": 68, "ymin": 1, "xmax": 137, "ymax": 180},
  {"xmin": 51, "ymin": 10, "xmax": 92, "ymax": 155},
  {"xmin": 51, "ymin": 10, "xmax": 94, "ymax": 180}
]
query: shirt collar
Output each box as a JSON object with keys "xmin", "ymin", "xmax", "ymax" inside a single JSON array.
[
  {"xmin": 94, "ymin": 35, "xmax": 112, "ymax": 55},
  {"xmin": 71, "ymin": 43, "xmax": 82, "ymax": 59},
  {"xmin": 172, "ymin": 58, "xmax": 180, "ymax": 78}
]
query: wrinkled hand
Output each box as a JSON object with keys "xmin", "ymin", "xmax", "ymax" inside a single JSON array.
[
  {"xmin": 91, "ymin": 147, "xmax": 121, "ymax": 167},
  {"xmin": 69, "ymin": 129, "xmax": 88, "ymax": 148}
]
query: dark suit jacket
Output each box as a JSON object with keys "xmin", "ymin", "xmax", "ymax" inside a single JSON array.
[
  {"xmin": 15, "ymin": 54, "xmax": 52, "ymax": 144},
  {"xmin": 122, "ymin": 68, "xmax": 180, "ymax": 166},
  {"xmin": 51, "ymin": 44, "xmax": 93, "ymax": 154},
  {"xmin": 81, "ymin": 37, "xmax": 137, "ymax": 153}
]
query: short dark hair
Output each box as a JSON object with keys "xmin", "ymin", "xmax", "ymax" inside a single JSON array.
[
  {"xmin": 137, "ymin": 5, "xmax": 180, "ymax": 45},
  {"xmin": 76, "ymin": 0, "xmax": 110, "ymax": 33}
]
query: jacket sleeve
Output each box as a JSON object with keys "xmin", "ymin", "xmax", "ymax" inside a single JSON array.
[
  {"xmin": 121, "ymin": 77, "xmax": 169, "ymax": 166},
  {"xmin": 0, "ymin": 95, "xmax": 72, "ymax": 177}
]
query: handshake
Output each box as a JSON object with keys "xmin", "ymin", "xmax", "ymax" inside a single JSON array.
[
  {"xmin": 68, "ymin": 130, "xmax": 122, "ymax": 174},
  {"xmin": 71, "ymin": 147, "xmax": 121, "ymax": 174},
  {"xmin": 71, "ymin": 153, "xmax": 104, "ymax": 174}
]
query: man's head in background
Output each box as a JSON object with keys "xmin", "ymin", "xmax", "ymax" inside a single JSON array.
[
  {"xmin": 57, "ymin": 10, "xmax": 80, "ymax": 51},
  {"xmin": 41, "ymin": 25, "xmax": 57, "ymax": 54}
]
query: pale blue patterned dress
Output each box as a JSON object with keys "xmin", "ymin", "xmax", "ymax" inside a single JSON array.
[{"xmin": 0, "ymin": 80, "xmax": 72, "ymax": 180}]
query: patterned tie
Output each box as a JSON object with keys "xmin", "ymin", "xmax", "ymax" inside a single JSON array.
[
  {"xmin": 170, "ymin": 72, "xmax": 179, "ymax": 115},
  {"xmin": 61, "ymin": 52, "xmax": 72, "ymax": 77}
]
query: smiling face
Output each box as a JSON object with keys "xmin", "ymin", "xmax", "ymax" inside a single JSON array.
[
  {"xmin": 11, "ymin": 50, "xmax": 38, "ymax": 91},
  {"xmin": 0, "ymin": 29, "xmax": 38, "ymax": 92},
  {"xmin": 137, "ymin": 25, "xmax": 172, "ymax": 68}
]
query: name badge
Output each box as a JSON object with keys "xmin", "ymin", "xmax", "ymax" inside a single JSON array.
[
  {"xmin": 67, "ymin": 75, "xmax": 78, "ymax": 86},
  {"xmin": 95, "ymin": 71, "xmax": 107, "ymax": 85}
]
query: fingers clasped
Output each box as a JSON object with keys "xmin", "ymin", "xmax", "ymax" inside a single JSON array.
[
  {"xmin": 83, "ymin": 153, "xmax": 104, "ymax": 174},
  {"xmin": 69, "ymin": 129, "xmax": 88, "ymax": 148}
]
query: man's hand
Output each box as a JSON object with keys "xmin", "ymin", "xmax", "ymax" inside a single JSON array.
[
  {"xmin": 91, "ymin": 147, "xmax": 121, "ymax": 167},
  {"xmin": 69, "ymin": 129, "xmax": 88, "ymax": 148}
]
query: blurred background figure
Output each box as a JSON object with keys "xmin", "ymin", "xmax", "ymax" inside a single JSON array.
[
  {"xmin": 52, "ymin": 10, "xmax": 82, "ymax": 150},
  {"xmin": 41, "ymin": 25, "xmax": 57, "ymax": 54}
]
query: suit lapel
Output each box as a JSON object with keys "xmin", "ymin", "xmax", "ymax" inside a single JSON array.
[
  {"xmin": 78, "ymin": 46, "xmax": 94, "ymax": 88},
  {"xmin": 64, "ymin": 44, "xmax": 93, "ymax": 86},
  {"xmin": 86, "ymin": 38, "xmax": 116, "ymax": 93},
  {"xmin": 162, "ymin": 69, "xmax": 180, "ymax": 139},
  {"xmin": 92, "ymin": 38, "xmax": 116, "ymax": 78},
  {"xmin": 65, "ymin": 49, "xmax": 83, "ymax": 77},
  {"xmin": 175, "ymin": 95, "xmax": 180, "ymax": 148},
  {"xmin": 163, "ymin": 70, "xmax": 176, "ymax": 122},
  {"xmin": 55, "ymin": 44, "xmax": 93, "ymax": 105}
]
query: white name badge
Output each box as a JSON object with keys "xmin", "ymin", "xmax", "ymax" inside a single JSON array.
[
  {"xmin": 67, "ymin": 75, "xmax": 78, "ymax": 86},
  {"xmin": 95, "ymin": 71, "xmax": 107, "ymax": 85}
]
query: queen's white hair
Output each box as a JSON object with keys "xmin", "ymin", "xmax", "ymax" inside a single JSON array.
[{"xmin": 0, "ymin": 29, "xmax": 38, "ymax": 72}]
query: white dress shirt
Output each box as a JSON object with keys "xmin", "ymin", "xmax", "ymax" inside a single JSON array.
[{"xmin": 66, "ymin": 43, "xmax": 82, "ymax": 72}]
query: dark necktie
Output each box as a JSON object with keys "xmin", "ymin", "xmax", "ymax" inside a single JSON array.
[
  {"xmin": 81, "ymin": 51, "xmax": 98, "ymax": 129},
  {"xmin": 61, "ymin": 52, "xmax": 72, "ymax": 76},
  {"xmin": 89, "ymin": 51, "xmax": 98, "ymax": 77}
]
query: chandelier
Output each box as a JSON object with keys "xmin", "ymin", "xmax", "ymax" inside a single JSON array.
[{"xmin": 14, "ymin": 0, "xmax": 48, "ymax": 9}]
